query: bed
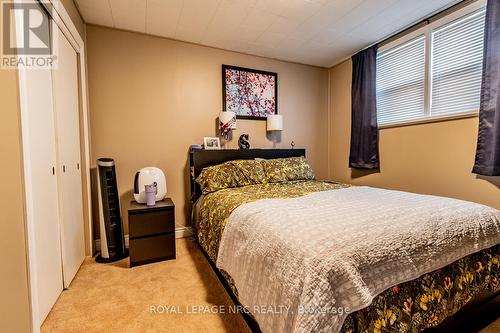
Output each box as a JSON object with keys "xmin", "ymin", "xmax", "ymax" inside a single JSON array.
[{"xmin": 189, "ymin": 149, "xmax": 500, "ymax": 333}]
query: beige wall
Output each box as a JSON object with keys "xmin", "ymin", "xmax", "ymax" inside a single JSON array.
[
  {"xmin": 329, "ymin": 59, "xmax": 500, "ymax": 209},
  {"xmin": 86, "ymin": 25, "xmax": 329, "ymax": 232},
  {"xmin": 0, "ymin": 68, "xmax": 31, "ymax": 331}
]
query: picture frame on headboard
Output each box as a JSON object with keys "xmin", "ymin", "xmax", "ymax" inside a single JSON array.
[
  {"xmin": 203, "ymin": 137, "xmax": 221, "ymax": 150},
  {"xmin": 222, "ymin": 64, "xmax": 278, "ymax": 120}
]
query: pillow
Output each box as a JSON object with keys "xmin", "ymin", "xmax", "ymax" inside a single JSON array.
[
  {"xmin": 262, "ymin": 156, "xmax": 315, "ymax": 183},
  {"xmin": 230, "ymin": 159, "xmax": 266, "ymax": 186},
  {"xmin": 195, "ymin": 159, "xmax": 266, "ymax": 194},
  {"xmin": 195, "ymin": 162, "xmax": 241, "ymax": 194}
]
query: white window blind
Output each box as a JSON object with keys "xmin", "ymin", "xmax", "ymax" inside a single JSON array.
[
  {"xmin": 375, "ymin": 2, "xmax": 486, "ymax": 127},
  {"xmin": 430, "ymin": 9, "xmax": 486, "ymax": 116},
  {"xmin": 376, "ymin": 36, "xmax": 426, "ymax": 125}
]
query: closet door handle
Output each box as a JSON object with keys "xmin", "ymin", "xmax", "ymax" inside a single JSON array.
[
  {"xmin": 63, "ymin": 165, "xmax": 66, "ymax": 173},
  {"xmin": 77, "ymin": 163, "xmax": 79, "ymax": 170},
  {"xmin": 52, "ymin": 167, "xmax": 55, "ymax": 175}
]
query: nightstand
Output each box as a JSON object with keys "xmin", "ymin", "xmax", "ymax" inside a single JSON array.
[{"xmin": 128, "ymin": 198, "xmax": 176, "ymax": 267}]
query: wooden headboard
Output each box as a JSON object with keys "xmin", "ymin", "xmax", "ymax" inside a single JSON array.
[{"xmin": 189, "ymin": 148, "xmax": 306, "ymax": 202}]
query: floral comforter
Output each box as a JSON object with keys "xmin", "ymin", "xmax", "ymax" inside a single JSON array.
[
  {"xmin": 341, "ymin": 245, "xmax": 499, "ymax": 333},
  {"xmin": 194, "ymin": 180, "xmax": 499, "ymax": 333}
]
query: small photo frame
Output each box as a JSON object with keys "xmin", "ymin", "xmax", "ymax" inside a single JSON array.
[{"xmin": 203, "ymin": 137, "xmax": 221, "ymax": 150}]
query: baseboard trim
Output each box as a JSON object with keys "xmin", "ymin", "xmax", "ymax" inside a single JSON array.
[
  {"xmin": 175, "ymin": 226, "xmax": 194, "ymax": 239},
  {"xmin": 94, "ymin": 226, "xmax": 193, "ymax": 251}
]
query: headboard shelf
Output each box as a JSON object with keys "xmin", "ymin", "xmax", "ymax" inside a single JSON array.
[{"xmin": 189, "ymin": 148, "xmax": 306, "ymax": 202}]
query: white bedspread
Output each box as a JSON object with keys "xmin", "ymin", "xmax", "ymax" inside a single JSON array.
[{"xmin": 216, "ymin": 186, "xmax": 500, "ymax": 333}]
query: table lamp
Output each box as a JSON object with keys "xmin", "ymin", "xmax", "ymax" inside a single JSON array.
[{"xmin": 266, "ymin": 114, "xmax": 283, "ymax": 148}]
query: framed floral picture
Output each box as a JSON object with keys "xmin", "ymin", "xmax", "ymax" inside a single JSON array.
[{"xmin": 222, "ymin": 64, "xmax": 278, "ymax": 120}]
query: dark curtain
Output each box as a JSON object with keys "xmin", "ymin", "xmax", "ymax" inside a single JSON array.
[
  {"xmin": 473, "ymin": 0, "xmax": 500, "ymax": 176},
  {"xmin": 349, "ymin": 45, "xmax": 379, "ymax": 169}
]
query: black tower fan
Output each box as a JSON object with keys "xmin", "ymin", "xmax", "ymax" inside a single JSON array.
[{"xmin": 96, "ymin": 158, "xmax": 128, "ymax": 263}]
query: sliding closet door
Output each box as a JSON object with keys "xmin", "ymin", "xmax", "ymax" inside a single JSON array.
[
  {"xmin": 17, "ymin": 14, "xmax": 63, "ymax": 326},
  {"xmin": 21, "ymin": 67, "xmax": 64, "ymax": 325},
  {"xmin": 52, "ymin": 26, "xmax": 85, "ymax": 288}
]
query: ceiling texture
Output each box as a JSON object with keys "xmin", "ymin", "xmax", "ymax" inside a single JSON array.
[{"xmin": 75, "ymin": 0, "xmax": 460, "ymax": 67}]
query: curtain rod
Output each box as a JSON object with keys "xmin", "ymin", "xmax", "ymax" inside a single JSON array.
[{"xmin": 360, "ymin": 0, "xmax": 475, "ymax": 52}]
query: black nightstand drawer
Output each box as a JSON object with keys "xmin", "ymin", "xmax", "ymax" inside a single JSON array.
[
  {"xmin": 129, "ymin": 233, "xmax": 176, "ymax": 267},
  {"xmin": 128, "ymin": 198, "xmax": 176, "ymax": 267},
  {"xmin": 129, "ymin": 209, "xmax": 174, "ymax": 238}
]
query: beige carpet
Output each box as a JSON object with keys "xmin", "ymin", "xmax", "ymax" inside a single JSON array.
[
  {"xmin": 42, "ymin": 238, "xmax": 499, "ymax": 333},
  {"xmin": 42, "ymin": 238, "xmax": 250, "ymax": 333}
]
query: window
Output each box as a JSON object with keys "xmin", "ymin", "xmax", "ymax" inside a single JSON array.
[
  {"xmin": 431, "ymin": 10, "xmax": 485, "ymax": 116},
  {"xmin": 377, "ymin": 36, "xmax": 426, "ymax": 124},
  {"xmin": 376, "ymin": 3, "xmax": 486, "ymax": 127}
]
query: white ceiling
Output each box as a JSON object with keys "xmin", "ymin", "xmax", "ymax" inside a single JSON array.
[{"xmin": 75, "ymin": 0, "xmax": 459, "ymax": 67}]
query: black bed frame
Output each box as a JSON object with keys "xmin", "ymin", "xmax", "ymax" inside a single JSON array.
[{"xmin": 187, "ymin": 148, "xmax": 499, "ymax": 333}]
